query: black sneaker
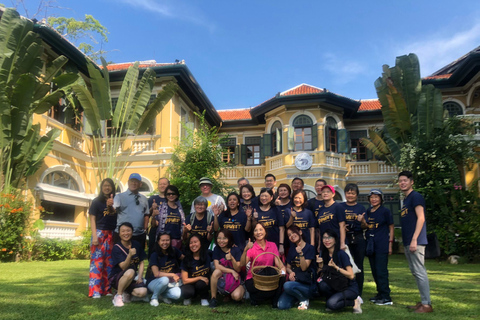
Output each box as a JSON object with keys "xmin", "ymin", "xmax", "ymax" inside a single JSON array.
[
  {"xmin": 209, "ymin": 298, "xmax": 218, "ymax": 308},
  {"xmin": 369, "ymin": 296, "xmax": 380, "ymax": 303},
  {"xmin": 375, "ymin": 298, "xmax": 393, "ymax": 306}
]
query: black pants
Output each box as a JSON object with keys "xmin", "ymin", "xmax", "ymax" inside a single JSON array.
[
  {"xmin": 245, "ymin": 277, "xmax": 285, "ymax": 305},
  {"xmin": 147, "ymin": 226, "xmax": 158, "ymax": 259},
  {"xmin": 181, "ymin": 280, "xmax": 209, "ymax": 300},
  {"xmin": 318, "ymin": 281, "xmax": 358, "ymax": 310},
  {"xmin": 113, "ymin": 232, "xmax": 146, "ymax": 250},
  {"xmin": 347, "ymin": 232, "xmax": 366, "ymax": 296},
  {"xmin": 368, "ymin": 252, "xmax": 391, "ymax": 300}
]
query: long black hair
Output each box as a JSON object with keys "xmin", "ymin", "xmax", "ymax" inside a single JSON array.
[
  {"xmin": 154, "ymin": 232, "xmax": 176, "ymax": 259},
  {"xmin": 224, "ymin": 192, "xmax": 241, "ymax": 218},
  {"xmin": 96, "ymin": 178, "xmax": 116, "ymax": 202},
  {"xmin": 320, "ymin": 229, "xmax": 341, "ymax": 266},
  {"xmin": 184, "ymin": 234, "xmax": 208, "ymax": 269}
]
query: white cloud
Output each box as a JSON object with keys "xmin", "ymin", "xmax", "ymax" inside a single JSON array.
[
  {"xmin": 322, "ymin": 53, "xmax": 368, "ymax": 85},
  {"xmin": 395, "ymin": 21, "xmax": 480, "ymax": 76},
  {"xmin": 118, "ymin": 0, "xmax": 215, "ymax": 31}
]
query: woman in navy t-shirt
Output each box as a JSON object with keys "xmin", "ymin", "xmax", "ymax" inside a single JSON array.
[
  {"xmin": 184, "ymin": 196, "xmax": 214, "ymax": 248},
  {"xmin": 158, "ymin": 185, "xmax": 185, "ymax": 249},
  {"xmin": 180, "ymin": 234, "xmax": 211, "ymax": 306},
  {"xmin": 147, "ymin": 232, "xmax": 184, "ymax": 306},
  {"xmin": 365, "ymin": 189, "xmax": 394, "ymax": 306},
  {"xmin": 285, "ymin": 190, "xmax": 315, "ymax": 246},
  {"xmin": 209, "ymin": 229, "xmax": 245, "ymax": 307}
]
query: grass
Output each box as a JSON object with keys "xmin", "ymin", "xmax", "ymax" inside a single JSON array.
[{"xmin": 0, "ymin": 255, "xmax": 479, "ymax": 320}]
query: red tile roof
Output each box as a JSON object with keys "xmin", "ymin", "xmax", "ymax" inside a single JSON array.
[
  {"xmin": 423, "ymin": 73, "xmax": 452, "ymax": 80},
  {"xmin": 106, "ymin": 60, "xmax": 183, "ymax": 71},
  {"xmin": 217, "ymin": 109, "xmax": 252, "ymax": 121},
  {"xmin": 280, "ymin": 83, "xmax": 324, "ymax": 96},
  {"xmin": 358, "ymin": 99, "xmax": 381, "ymax": 111}
]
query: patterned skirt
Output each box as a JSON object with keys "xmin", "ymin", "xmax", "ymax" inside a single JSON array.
[{"xmin": 88, "ymin": 229, "xmax": 114, "ymax": 297}]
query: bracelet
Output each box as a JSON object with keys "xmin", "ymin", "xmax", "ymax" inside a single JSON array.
[
  {"xmin": 389, "ymin": 240, "xmax": 394, "ymax": 243},
  {"xmin": 279, "ymin": 243, "xmax": 284, "ymax": 245},
  {"xmin": 337, "ymin": 267, "xmax": 340, "ymax": 272}
]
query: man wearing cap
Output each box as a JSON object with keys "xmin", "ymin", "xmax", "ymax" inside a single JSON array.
[
  {"xmin": 113, "ymin": 173, "xmax": 149, "ymax": 249},
  {"xmin": 315, "ymin": 185, "xmax": 346, "ymax": 251},
  {"xmin": 398, "ymin": 171, "xmax": 433, "ymax": 313},
  {"xmin": 190, "ymin": 177, "xmax": 226, "ymax": 213}
]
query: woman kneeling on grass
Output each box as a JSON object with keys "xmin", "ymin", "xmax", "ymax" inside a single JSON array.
[
  {"xmin": 278, "ymin": 226, "xmax": 317, "ymax": 310},
  {"xmin": 242, "ymin": 222, "xmax": 286, "ymax": 308},
  {"xmin": 209, "ymin": 229, "xmax": 245, "ymax": 308},
  {"xmin": 147, "ymin": 232, "xmax": 184, "ymax": 306},
  {"xmin": 110, "ymin": 222, "xmax": 148, "ymax": 307},
  {"xmin": 181, "ymin": 234, "xmax": 211, "ymax": 306},
  {"xmin": 317, "ymin": 229, "xmax": 361, "ymax": 314}
]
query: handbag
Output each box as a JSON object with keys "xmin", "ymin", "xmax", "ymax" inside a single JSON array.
[
  {"xmin": 295, "ymin": 269, "xmax": 315, "ymax": 285},
  {"xmin": 366, "ymin": 234, "xmax": 375, "ymax": 257},
  {"xmin": 344, "ymin": 245, "xmax": 361, "ymax": 274},
  {"xmin": 322, "ymin": 266, "xmax": 349, "ymax": 292}
]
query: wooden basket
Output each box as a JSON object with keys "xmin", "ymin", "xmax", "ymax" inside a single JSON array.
[{"xmin": 251, "ymin": 251, "xmax": 282, "ymax": 291}]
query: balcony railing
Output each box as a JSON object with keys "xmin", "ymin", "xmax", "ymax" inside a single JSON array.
[{"xmin": 347, "ymin": 161, "xmax": 399, "ymax": 175}]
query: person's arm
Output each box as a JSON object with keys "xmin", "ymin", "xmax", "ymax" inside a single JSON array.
[
  {"xmin": 181, "ymin": 270, "xmax": 209, "ymax": 285},
  {"xmin": 388, "ymin": 224, "xmax": 395, "ymax": 255},
  {"xmin": 89, "ymin": 214, "xmax": 98, "ymax": 246},
  {"xmin": 214, "ymin": 259, "xmax": 234, "ymax": 274},
  {"xmin": 151, "ymin": 265, "xmax": 180, "ymax": 282},
  {"xmin": 213, "ymin": 211, "xmax": 220, "ymax": 231},
  {"xmin": 410, "ymin": 205, "xmax": 425, "ymax": 253},
  {"xmin": 328, "ymin": 258, "xmax": 354, "ymax": 280},
  {"xmin": 339, "ymin": 221, "xmax": 346, "ymax": 250},
  {"xmin": 136, "ymin": 260, "xmax": 145, "ymax": 283},
  {"xmin": 118, "ymin": 249, "xmax": 134, "ymax": 271},
  {"xmin": 285, "ymin": 213, "xmax": 294, "ymax": 228},
  {"xmin": 228, "ymin": 252, "xmax": 242, "ymax": 272},
  {"xmin": 240, "ymin": 239, "xmax": 253, "ymax": 267},
  {"xmin": 298, "ymin": 251, "xmax": 312, "ymax": 272},
  {"xmin": 245, "ymin": 207, "xmax": 253, "ymax": 232},
  {"xmin": 278, "ymin": 226, "xmax": 285, "ymax": 255},
  {"xmin": 309, "ymin": 227, "xmax": 315, "ymax": 246}
]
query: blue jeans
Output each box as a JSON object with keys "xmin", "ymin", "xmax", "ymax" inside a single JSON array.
[
  {"xmin": 278, "ymin": 281, "xmax": 312, "ymax": 310},
  {"xmin": 147, "ymin": 277, "xmax": 181, "ymax": 300}
]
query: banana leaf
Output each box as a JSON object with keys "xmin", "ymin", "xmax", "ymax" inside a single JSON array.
[
  {"xmin": 25, "ymin": 127, "xmax": 61, "ymax": 177},
  {"xmin": 72, "ymin": 82, "xmax": 102, "ymax": 136},
  {"xmin": 86, "ymin": 58, "xmax": 112, "ymax": 120},
  {"xmin": 112, "ymin": 62, "xmax": 139, "ymax": 128},
  {"xmin": 125, "ymin": 68, "xmax": 156, "ymax": 133},
  {"xmin": 10, "ymin": 74, "xmax": 36, "ymax": 141}
]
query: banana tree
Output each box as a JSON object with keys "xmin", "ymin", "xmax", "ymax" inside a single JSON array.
[
  {"xmin": 71, "ymin": 57, "xmax": 178, "ymax": 184},
  {"xmin": 360, "ymin": 53, "xmax": 445, "ymax": 166},
  {"xmin": 0, "ymin": 9, "xmax": 78, "ymax": 191}
]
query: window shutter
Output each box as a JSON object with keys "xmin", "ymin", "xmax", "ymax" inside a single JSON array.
[
  {"xmin": 263, "ymin": 134, "xmax": 272, "ymax": 157},
  {"xmin": 325, "ymin": 127, "xmax": 330, "ymax": 151},
  {"xmin": 312, "ymin": 124, "xmax": 318, "ymax": 150},
  {"xmin": 241, "ymin": 144, "xmax": 247, "ymax": 165},
  {"xmin": 276, "ymin": 128, "xmax": 282, "ymax": 153},
  {"xmin": 235, "ymin": 145, "xmax": 240, "ymax": 165},
  {"xmin": 288, "ymin": 127, "xmax": 294, "ymax": 151},
  {"xmin": 337, "ymin": 129, "xmax": 350, "ymax": 153}
]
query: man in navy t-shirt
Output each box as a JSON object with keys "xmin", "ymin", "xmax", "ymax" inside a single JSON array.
[{"xmin": 398, "ymin": 171, "xmax": 432, "ymax": 313}]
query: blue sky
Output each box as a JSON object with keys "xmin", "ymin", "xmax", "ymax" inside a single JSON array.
[{"xmin": 16, "ymin": 0, "xmax": 480, "ymax": 110}]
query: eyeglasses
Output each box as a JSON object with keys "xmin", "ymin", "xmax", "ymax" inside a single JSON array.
[
  {"xmin": 134, "ymin": 194, "xmax": 140, "ymax": 205},
  {"xmin": 166, "ymin": 193, "xmax": 176, "ymax": 197},
  {"xmin": 322, "ymin": 236, "xmax": 334, "ymax": 240}
]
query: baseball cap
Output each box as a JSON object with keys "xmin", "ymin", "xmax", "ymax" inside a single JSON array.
[
  {"xmin": 321, "ymin": 185, "xmax": 335, "ymax": 193},
  {"xmin": 129, "ymin": 173, "xmax": 142, "ymax": 181}
]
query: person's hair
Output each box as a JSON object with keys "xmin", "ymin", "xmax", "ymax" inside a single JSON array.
[
  {"xmin": 398, "ymin": 171, "xmax": 413, "ymax": 180},
  {"xmin": 118, "ymin": 222, "xmax": 134, "ymax": 232},
  {"xmin": 265, "ymin": 173, "xmax": 276, "ymax": 181},
  {"xmin": 158, "ymin": 177, "xmax": 170, "ymax": 184},
  {"xmin": 291, "ymin": 189, "xmax": 307, "ymax": 210},
  {"xmin": 287, "ymin": 225, "xmax": 305, "ymax": 242},
  {"xmin": 315, "ymin": 179, "xmax": 327, "ymax": 186},
  {"xmin": 237, "ymin": 177, "xmax": 249, "ymax": 184},
  {"xmin": 292, "ymin": 177, "xmax": 304, "ymax": 186},
  {"xmin": 224, "ymin": 192, "xmax": 241, "ymax": 218},
  {"xmin": 252, "ymin": 222, "xmax": 269, "ymax": 241},
  {"xmin": 184, "ymin": 234, "xmax": 207, "ymax": 269},
  {"xmin": 165, "ymin": 185, "xmax": 180, "ymax": 201},
  {"xmin": 277, "ymin": 183, "xmax": 292, "ymax": 198},
  {"xmin": 239, "ymin": 184, "xmax": 256, "ymax": 200},
  {"xmin": 97, "ymin": 178, "xmax": 116, "ymax": 201},
  {"xmin": 320, "ymin": 229, "xmax": 341, "ymax": 266},
  {"xmin": 215, "ymin": 228, "xmax": 235, "ymax": 248},
  {"xmin": 154, "ymin": 232, "xmax": 175, "ymax": 258},
  {"xmin": 193, "ymin": 196, "xmax": 208, "ymax": 206},
  {"xmin": 259, "ymin": 187, "xmax": 275, "ymax": 207},
  {"xmin": 344, "ymin": 183, "xmax": 359, "ymax": 195}
]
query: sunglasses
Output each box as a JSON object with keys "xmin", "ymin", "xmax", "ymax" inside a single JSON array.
[
  {"xmin": 166, "ymin": 193, "xmax": 177, "ymax": 196},
  {"xmin": 134, "ymin": 194, "xmax": 140, "ymax": 205}
]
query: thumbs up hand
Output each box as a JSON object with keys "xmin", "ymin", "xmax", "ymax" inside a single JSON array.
[{"xmin": 107, "ymin": 194, "xmax": 114, "ymax": 207}]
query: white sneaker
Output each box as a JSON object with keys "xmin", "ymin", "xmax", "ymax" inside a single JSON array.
[
  {"xmin": 201, "ymin": 299, "xmax": 209, "ymax": 306},
  {"xmin": 122, "ymin": 293, "xmax": 131, "ymax": 303},
  {"xmin": 113, "ymin": 294, "xmax": 124, "ymax": 307},
  {"xmin": 298, "ymin": 300, "xmax": 309, "ymax": 310},
  {"xmin": 150, "ymin": 299, "xmax": 159, "ymax": 307},
  {"xmin": 353, "ymin": 297, "xmax": 363, "ymax": 314},
  {"xmin": 163, "ymin": 298, "xmax": 172, "ymax": 304},
  {"xmin": 358, "ymin": 296, "xmax": 364, "ymax": 304},
  {"xmin": 92, "ymin": 293, "xmax": 101, "ymax": 299},
  {"xmin": 183, "ymin": 298, "xmax": 192, "ymax": 306}
]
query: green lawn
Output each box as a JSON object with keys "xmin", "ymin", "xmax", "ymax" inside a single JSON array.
[{"xmin": 0, "ymin": 254, "xmax": 479, "ymax": 320}]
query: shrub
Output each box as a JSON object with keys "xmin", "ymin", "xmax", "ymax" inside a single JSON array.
[
  {"xmin": 72, "ymin": 229, "xmax": 91, "ymax": 259},
  {"xmin": 31, "ymin": 238, "xmax": 74, "ymax": 261}
]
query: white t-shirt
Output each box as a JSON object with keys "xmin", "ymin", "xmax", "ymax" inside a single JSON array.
[{"xmin": 190, "ymin": 193, "xmax": 226, "ymax": 214}]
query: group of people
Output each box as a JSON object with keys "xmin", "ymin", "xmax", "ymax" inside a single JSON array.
[{"xmin": 87, "ymin": 171, "xmax": 432, "ymax": 314}]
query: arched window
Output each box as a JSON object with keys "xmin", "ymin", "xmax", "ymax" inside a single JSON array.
[
  {"xmin": 293, "ymin": 115, "xmax": 313, "ymax": 151},
  {"xmin": 42, "ymin": 172, "xmax": 80, "ymax": 191},
  {"xmin": 325, "ymin": 117, "xmax": 338, "ymax": 152},
  {"xmin": 443, "ymin": 101, "xmax": 463, "ymax": 117},
  {"xmin": 271, "ymin": 121, "xmax": 282, "ymax": 155}
]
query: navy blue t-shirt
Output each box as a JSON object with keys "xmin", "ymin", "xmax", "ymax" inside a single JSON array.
[
  {"xmin": 315, "ymin": 202, "xmax": 346, "ymax": 237},
  {"xmin": 340, "ymin": 202, "xmax": 366, "ymax": 233},
  {"xmin": 218, "ymin": 210, "xmax": 248, "ymax": 250},
  {"xmin": 308, "ymin": 198, "xmax": 324, "ymax": 216},
  {"xmin": 276, "ymin": 201, "xmax": 292, "ymax": 224},
  {"xmin": 287, "ymin": 243, "xmax": 316, "ymax": 273},
  {"xmin": 164, "ymin": 206, "xmax": 182, "ymax": 240},
  {"xmin": 324, "ymin": 250, "xmax": 359, "ymax": 294},
  {"xmin": 255, "ymin": 206, "xmax": 284, "ymax": 245},
  {"xmin": 366, "ymin": 206, "xmax": 394, "ymax": 254},
  {"xmin": 148, "ymin": 195, "xmax": 166, "ymax": 215},
  {"xmin": 110, "ymin": 240, "xmax": 146, "ymax": 278},
  {"xmin": 401, "ymin": 191, "xmax": 428, "ymax": 246},
  {"xmin": 89, "ymin": 197, "xmax": 117, "ymax": 231},
  {"xmin": 241, "ymin": 197, "xmax": 259, "ymax": 211},
  {"xmin": 186, "ymin": 213, "xmax": 210, "ymax": 246},
  {"xmin": 181, "ymin": 254, "xmax": 211, "ymax": 278},
  {"xmin": 147, "ymin": 247, "xmax": 183, "ymax": 284},
  {"xmin": 286, "ymin": 208, "xmax": 315, "ymax": 245},
  {"xmin": 212, "ymin": 245, "xmax": 242, "ymax": 263}
]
